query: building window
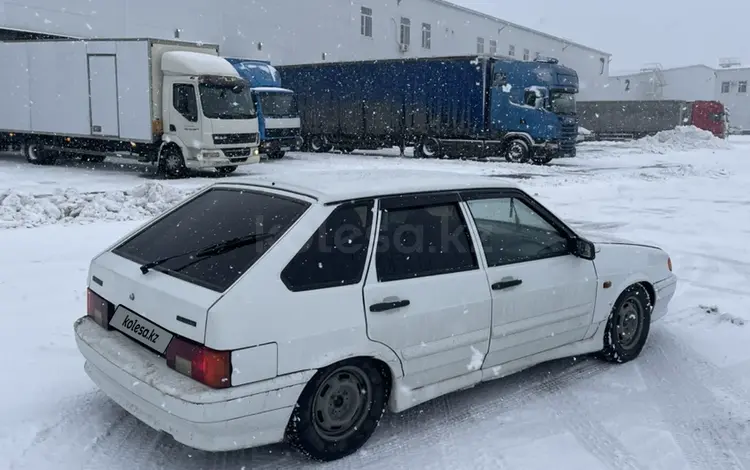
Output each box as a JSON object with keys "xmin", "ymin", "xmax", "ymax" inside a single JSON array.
[
  {"xmin": 489, "ymin": 39, "xmax": 497, "ymax": 55},
  {"xmin": 422, "ymin": 23, "xmax": 431, "ymax": 49},
  {"xmin": 721, "ymin": 81, "xmax": 730, "ymax": 93},
  {"xmin": 739, "ymin": 81, "xmax": 748, "ymax": 93},
  {"xmin": 361, "ymin": 7, "xmax": 373, "ymax": 37},
  {"xmin": 508, "ymin": 44, "xmax": 515, "ymax": 56},
  {"xmin": 600, "ymin": 57, "xmax": 606, "ymax": 75},
  {"xmin": 523, "ymin": 48, "xmax": 530, "ymax": 61},
  {"xmin": 477, "ymin": 37, "xmax": 485, "ymax": 54},
  {"xmin": 400, "ymin": 17, "xmax": 411, "ymax": 45}
]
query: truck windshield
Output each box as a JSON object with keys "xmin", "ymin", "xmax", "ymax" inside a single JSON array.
[
  {"xmin": 257, "ymin": 92, "xmax": 298, "ymax": 118},
  {"xmin": 199, "ymin": 84, "xmax": 257, "ymax": 120},
  {"xmin": 549, "ymin": 91, "xmax": 576, "ymax": 115}
]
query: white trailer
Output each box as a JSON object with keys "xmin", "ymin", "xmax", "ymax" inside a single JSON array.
[{"xmin": 0, "ymin": 38, "xmax": 261, "ymax": 177}]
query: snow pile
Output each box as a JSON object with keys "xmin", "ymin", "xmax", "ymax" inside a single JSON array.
[
  {"xmin": 634, "ymin": 126, "xmax": 731, "ymax": 154},
  {"xmin": 0, "ymin": 182, "xmax": 192, "ymax": 229}
]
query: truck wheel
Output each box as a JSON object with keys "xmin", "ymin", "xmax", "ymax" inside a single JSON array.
[
  {"xmin": 267, "ymin": 150, "xmax": 286, "ymax": 160},
  {"xmin": 215, "ymin": 165, "xmax": 237, "ymax": 175},
  {"xmin": 309, "ymin": 136, "xmax": 332, "ymax": 153},
  {"xmin": 286, "ymin": 359, "xmax": 389, "ymax": 461},
  {"xmin": 158, "ymin": 146, "xmax": 187, "ymax": 178},
  {"xmin": 25, "ymin": 143, "xmax": 56, "ymax": 166},
  {"xmin": 419, "ymin": 137, "xmax": 441, "ymax": 158},
  {"xmin": 504, "ymin": 139, "xmax": 531, "ymax": 163}
]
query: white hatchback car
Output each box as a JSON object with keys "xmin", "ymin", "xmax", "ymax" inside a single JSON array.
[{"xmin": 74, "ymin": 170, "xmax": 677, "ymax": 462}]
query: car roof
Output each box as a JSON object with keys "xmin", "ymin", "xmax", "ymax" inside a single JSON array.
[{"xmin": 214, "ymin": 169, "xmax": 522, "ymax": 204}]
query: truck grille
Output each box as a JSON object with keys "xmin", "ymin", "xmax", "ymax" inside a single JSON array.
[
  {"xmin": 223, "ymin": 148, "xmax": 254, "ymax": 160},
  {"xmin": 264, "ymin": 127, "xmax": 299, "ymax": 139},
  {"xmin": 213, "ymin": 133, "xmax": 258, "ymax": 145}
]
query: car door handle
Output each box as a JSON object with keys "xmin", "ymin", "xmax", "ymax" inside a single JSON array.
[
  {"xmin": 369, "ymin": 299, "xmax": 410, "ymax": 312},
  {"xmin": 492, "ymin": 279, "xmax": 523, "ymax": 290}
]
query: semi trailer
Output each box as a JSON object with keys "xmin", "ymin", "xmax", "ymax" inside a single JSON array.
[
  {"xmin": 276, "ymin": 55, "xmax": 579, "ymax": 164},
  {"xmin": 225, "ymin": 58, "xmax": 302, "ymax": 160},
  {"xmin": 577, "ymin": 100, "xmax": 726, "ymax": 140},
  {"xmin": 0, "ymin": 38, "xmax": 261, "ymax": 177}
]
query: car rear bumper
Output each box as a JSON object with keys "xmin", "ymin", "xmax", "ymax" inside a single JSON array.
[
  {"xmin": 652, "ymin": 274, "xmax": 678, "ymax": 322},
  {"xmin": 74, "ymin": 316, "xmax": 313, "ymax": 452}
]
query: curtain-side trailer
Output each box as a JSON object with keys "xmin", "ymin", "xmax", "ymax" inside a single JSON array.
[
  {"xmin": 277, "ymin": 55, "xmax": 579, "ymax": 164},
  {"xmin": 0, "ymin": 38, "xmax": 261, "ymax": 177},
  {"xmin": 577, "ymin": 100, "xmax": 726, "ymax": 140}
]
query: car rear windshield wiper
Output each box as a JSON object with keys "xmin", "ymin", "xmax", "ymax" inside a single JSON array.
[{"xmin": 139, "ymin": 232, "xmax": 276, "ymax": 274}]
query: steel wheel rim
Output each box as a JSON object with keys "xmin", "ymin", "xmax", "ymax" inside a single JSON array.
[
  {"xmin": 422, "ymin": 139, "xmax": 438, "ymax": 157},
  {"xmin": 165, "ymin": 154, "xmax": 181, "ymax": 171},
  {"xmin": 28, "ymin": 145, "xmax": 38, "ymax": 160},
  {"xmin": 615, "ymin": 297, "xmax": 644, "ymax": 350},
  {"xmin": 311, "ymin": 366, "xmax": 372, "ymax": 441},
  {"xmin": 508, "ymin": 142, "xmax": 526, "ymax": 161}
]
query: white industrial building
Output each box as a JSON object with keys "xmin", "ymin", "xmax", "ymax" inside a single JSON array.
[
  {"xmin": 0, "ymin": 0, "xmax": 612, "ymax": 98},
  {"xmin": 589, "ymin": 60, "xmax": 750, "ymax": 133}
]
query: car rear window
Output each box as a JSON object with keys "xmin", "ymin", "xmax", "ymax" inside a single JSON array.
[{"xmin": 112, "ymin": 187, "xmax": 310, "ymax": 292}]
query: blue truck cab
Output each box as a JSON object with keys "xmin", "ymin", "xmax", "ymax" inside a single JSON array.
[
  {"xmin": 224, "ymin": 58, "xmax": 302, "ymax": 159},
  {"xmin": 490, "ymin": 56, "xmax": 578, "ymax": 162}
]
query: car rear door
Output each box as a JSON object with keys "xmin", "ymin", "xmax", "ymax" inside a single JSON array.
[
  {"xmin": 362, "ymin": 193, "xmax": 493, "ymax": 391},
  {"xmin": 460, "ymin": 189, "xmax": 598, "ymax": 369}
]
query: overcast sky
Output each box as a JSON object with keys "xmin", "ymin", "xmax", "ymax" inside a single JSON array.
[{"xmin": 454, "ymin": 0, "xmax": 749, "ymax": 72}]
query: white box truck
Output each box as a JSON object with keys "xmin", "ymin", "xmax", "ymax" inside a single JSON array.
[{"xmin": 0, "ymin": 38, "xmax": 261, "ymax": 177}]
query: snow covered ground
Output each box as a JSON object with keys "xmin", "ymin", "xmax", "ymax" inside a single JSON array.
[{"xmin": 1, "ymin": 132, "xmax": 750, "ymax": 469}]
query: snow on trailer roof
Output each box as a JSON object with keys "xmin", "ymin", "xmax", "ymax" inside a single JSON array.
[
  {"xmin": 213, "ymin": 169, "xmax": 521, "ymax": 204},
  {"xmin": 161, "ymin": 51, "xmax": 240, "ymax": 77}
]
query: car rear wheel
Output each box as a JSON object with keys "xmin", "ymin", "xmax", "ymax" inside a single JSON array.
[
  {"xmin": 287, "ymin": 359, "xmax": 389, "ymax": 462},
  {"xmin": 600, "ymin": 284, "xmax": 652, "ymax": 364}
]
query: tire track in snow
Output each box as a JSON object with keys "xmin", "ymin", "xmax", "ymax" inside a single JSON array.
[
  {"xmin": 638, "ymin": 331, "xmax": 750, "ymax": 470},
  {"xmin": 542, "ymin": 386, "xmax": 647, "ymax": 470}
]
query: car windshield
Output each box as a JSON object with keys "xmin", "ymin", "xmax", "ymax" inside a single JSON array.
[
  {"xmin": 198, "ymin": 83, "xmax": 257, "ymax": 120},
  {"xmin": 257, "ymin": 91, "xmax": 298, "ymax": 118},
  {"xmin": 112, "ymin": 188, "xmax": 309, "ymax": 292},
  {"xmin": 549, "ymin": 91, "xmax": 576, "ymax": 115}
]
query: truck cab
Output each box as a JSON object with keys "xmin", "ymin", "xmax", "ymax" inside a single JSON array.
[
  {"xmin": 225, "ymin": 58, "xmax": 302, "ymax": 159},
  {"xmin": 490, "ymin": 57, "xmax": 579, "ymax": 163},
  {"xmin": 160, "ymin": 51, "xmax": 261, "ymax": 176}
]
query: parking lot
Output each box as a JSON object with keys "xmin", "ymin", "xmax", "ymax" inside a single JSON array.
[{"xmin": 1, "ymin": 134, "xmax": 749, "ymax": 470}]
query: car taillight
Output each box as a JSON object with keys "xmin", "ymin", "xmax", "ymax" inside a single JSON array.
[
  {"xmin": 166, "ymin": 337, "xmax": 232, "ymax": 389},
  {"xmin": 667, "ymin": 257, "xmax": 673, "ymax": 272},
  {"xmin": 87, "ymin": 288, "xmax": 114, "ymax": 329}
]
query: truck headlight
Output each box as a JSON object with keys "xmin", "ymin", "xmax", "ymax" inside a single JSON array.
[{"xmin": 253, "ymin": 148, "xmax": 259, "ymax": 156}]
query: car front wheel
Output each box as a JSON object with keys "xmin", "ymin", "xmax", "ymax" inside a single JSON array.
[
  {"xmin": 600, "ymin": 284, "xmax": 652, "ymax": 364},
  {"xmin": 286, "ymin": 359, "xmax": 390, "ymax": 461}
]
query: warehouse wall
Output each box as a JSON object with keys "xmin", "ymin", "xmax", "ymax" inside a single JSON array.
[
  {"xmin": 0, "ymin": 0, "xmax": 611, "ymax": 97},
  {"xmin": 716, "ymin": 68, "xmax": 750, "ymax": 133},
  {"xmin": 589, "ymin": 66, "xmax": 716, "ymax": 101}
]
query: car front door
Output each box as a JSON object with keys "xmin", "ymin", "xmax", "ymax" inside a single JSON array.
[
  {"xmin": 362, "ymin": 194, "xmax": 493, "ymax": 391},
  {"xmin": 461, "ymin": 190, "xmax": 598, "ymax": 369}
]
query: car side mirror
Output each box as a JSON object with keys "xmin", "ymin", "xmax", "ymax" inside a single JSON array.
[{"xmin": 571, "ymin": 237, "xmax": 595, "ymax": 260}]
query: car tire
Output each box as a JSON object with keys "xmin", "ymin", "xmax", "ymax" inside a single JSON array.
[
  {"xmin": 286, "ymin": 359, "xmax": 390, "ymax": 462},
  {"xmin": 600, "ymin": 284, "xmax": 652, "ymax": 364}
]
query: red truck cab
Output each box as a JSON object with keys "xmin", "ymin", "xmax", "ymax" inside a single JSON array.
[{"xmin": 690, "ymin": 101, "xmax": 726, "ymax": 138}]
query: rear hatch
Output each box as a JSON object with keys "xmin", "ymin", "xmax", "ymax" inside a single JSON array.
[{"xmin": 90, "ymin": 185, "xmax": 310, "ymax": 349}]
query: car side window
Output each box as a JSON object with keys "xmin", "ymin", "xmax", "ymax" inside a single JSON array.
[
  {"xmin": 173, "ymin": 84, "xmax": 198, "ymax": 122},
  {"xmin": 281, "ymin": 200, "xmax": 374, "ymax": 292},
  {"xmin": 375, "ymin": 203, "xmax": 478, "ymax": 282},
  {"xmin": 466, "ymin": 197, "xmax": 570, "ymax": 267}
]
